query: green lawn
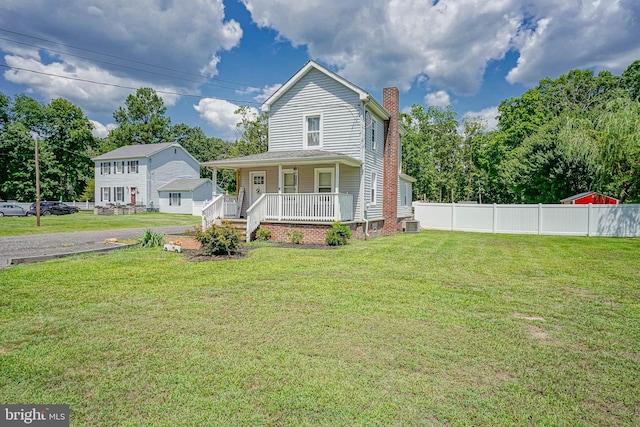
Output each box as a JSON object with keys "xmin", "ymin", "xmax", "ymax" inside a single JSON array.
[
  {"xmin": 1, "ymin": 231, "xmax": 638, "ymax": 426},
  {"xmin": 0, "ymin": 211, "xmax": 200, "ymax": 236}
]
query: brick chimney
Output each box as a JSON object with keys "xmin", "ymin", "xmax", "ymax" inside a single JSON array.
[{"xmin": 382, "ymin": 87, "xmax": 399, "ymax": 235}]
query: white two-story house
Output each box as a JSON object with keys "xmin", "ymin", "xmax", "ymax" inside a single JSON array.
[
  {"xmin": 202, "ymin": 60, "xmax": 415, "ymax": 243},
  {"xmin": 93, "ymin": 142, "xmax": 212, "ymax": 213}
]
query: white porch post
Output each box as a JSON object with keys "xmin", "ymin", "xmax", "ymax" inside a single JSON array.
[
  {"xmin": 212, "ymin": 167, "xmax": 218, "ymax": 196},
  {"xmin": 335, "ymin": 162, "xmax": 340, "ymax": 220},
  {"xmin": 278, "ymin": 164, "xmax": 282, "ymax": 220}
]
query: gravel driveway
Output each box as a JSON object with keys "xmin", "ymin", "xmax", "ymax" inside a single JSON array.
[{"xmin": 0, "ymin": 226, "xmax": 190, "ymax": 269}]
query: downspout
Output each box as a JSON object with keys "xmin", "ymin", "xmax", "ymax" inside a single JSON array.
[{"xmin": 361, "ymin": 96, "xmax": 370, "ymax": 239}]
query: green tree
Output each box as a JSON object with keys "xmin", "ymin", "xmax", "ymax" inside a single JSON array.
[
  {"xmin": 232, "ymin": 106, "xmax": 268, "ymax": 156},
  {"xmin": 109, "ymin": 87, "xmax": 171, "ymax": 146}
]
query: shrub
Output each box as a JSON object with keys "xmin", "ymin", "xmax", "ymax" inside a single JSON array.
[
  {"xmin": 286, "ymin": 229, "xmax": 304, "ymax": 244},
  {"xmin": 139, "ymin": 229, "xmax": 165, "ymax": 248},
  {"xmin": 195, "ymin": 222, "xmax": 242, "ymax": 256},
  {"xmin": 325, "ymin": 221, "xmax": 352, "ymax": 246},
  {"xmin": 255, "ymin": 228, "xmax": 272, "ymax": 241}
]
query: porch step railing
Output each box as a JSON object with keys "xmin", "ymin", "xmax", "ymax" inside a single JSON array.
[
  {"xmin": 201, "ymin": 194, "xmax": 224, "ymax": 230},
  {"xmin": 245, "ymin": 193, "xmax": 354, "ymax": 241}
]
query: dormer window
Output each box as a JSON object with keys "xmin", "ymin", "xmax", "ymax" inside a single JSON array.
[{"xmin": 305, "ymin": 114, "xmax": 321, "ymax": 148}]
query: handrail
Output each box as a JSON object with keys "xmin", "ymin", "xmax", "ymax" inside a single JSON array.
[
  {"xmin": 201, "ymin": 194, "xmax": 224, "ymax": 230},
  {"xmin": 245, "ymin": 193, "xmax": 267, "ymax": 242}
]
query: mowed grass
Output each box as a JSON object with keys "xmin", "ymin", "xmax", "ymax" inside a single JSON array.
[
  {"xmin": 0, "ymin": 211, "xmax": 200, "ymax": 236},
  {"xmin": 0, "ymin": 231, "xmax": 638, "ymax": 426}
]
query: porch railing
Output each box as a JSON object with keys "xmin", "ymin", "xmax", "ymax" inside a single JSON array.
[
  {"xmin": 246, "ymin": 193, "xmax": 354, "ymax": 241},
  {"xmin": 201, "ymin": 194, "xmax": 224, "ymax": 230}
]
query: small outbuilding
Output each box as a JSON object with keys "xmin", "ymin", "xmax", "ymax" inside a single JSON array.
[
  {"xmin": 158, "ymin": 178, "xmax": 221, "ymax": 215},
  {"xmin": 560, "ymin": 192, "xmax": 619, "ymax": 205}
]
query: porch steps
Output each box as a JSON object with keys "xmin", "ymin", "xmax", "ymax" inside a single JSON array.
[{"xmin": 220, "ymin": 219, "xmax": 247, "ymax": 241}]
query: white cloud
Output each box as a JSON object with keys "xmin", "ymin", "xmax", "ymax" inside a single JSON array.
[
  {"xmin": 194, "ymin": 98, "xmax": 258, "ymax": 138},
  {"xmin": 238, "ymin": 83, "xmax": 283, "ymax": 104},
  {"xmin": 90, "ymin": 120, "xmax": 117, "ymax": 138},
  {"xmin": 0, "ymin": 0, "xmax": 242, "ymax": 112},
  {"xmin": 241, "ymin": 0, "xmax": 640, "ymax": 94},
  {"xmin": 462, "ymin": 106, "xmax": 499, "ymax": 131},
  {"xmin": 424, "ymin": 90, "xmax": 450, "ymax": 108}
]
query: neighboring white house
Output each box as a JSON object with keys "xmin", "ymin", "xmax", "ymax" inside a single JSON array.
[
  {"xmin": 158, "ymin": 178, "xmax": 223, "ymax": 215},
  {"xmin": 201, "ymin": 60, "xmax": 415, "ymax": 243},
  {"xmin": 93, "ymin": 142, "xmax": 201, "ymax": 211}
]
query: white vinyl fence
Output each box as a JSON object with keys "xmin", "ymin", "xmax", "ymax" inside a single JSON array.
[{"xmin": 414, "ymin": 203, "xmax": 640, "ymax": 237}]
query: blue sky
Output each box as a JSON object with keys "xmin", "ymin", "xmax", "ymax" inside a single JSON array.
[{"xmin": 1, "ymin": 0, "xmax": 639, "ymax": 140}]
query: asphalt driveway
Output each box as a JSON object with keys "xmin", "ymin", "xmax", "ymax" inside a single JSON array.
[{"xmin": 0, "ymin": 226, "xmax": 190, "ymax": 269}]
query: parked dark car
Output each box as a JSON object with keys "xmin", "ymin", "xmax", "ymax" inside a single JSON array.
[
  {"xmin": 27, "ymin": 201, "xmax": 80, "ymax": 216},
  {"xmin": 0, "ymin": 204, "xmax": 27, "ymax": 217}
]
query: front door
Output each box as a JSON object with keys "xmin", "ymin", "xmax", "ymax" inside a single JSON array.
[
  {"xmin": 250, "ymin": 171, "xmax": 266, "ymax": 205},
  {"xmin": 130, "ymin": 187, "xmax": 136, "ymax": 205}
]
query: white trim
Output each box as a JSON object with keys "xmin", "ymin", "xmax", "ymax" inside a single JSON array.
[
  {"xmin": 250, "ymin": 171, "xmax": 266, "ymax": 205},
  {"xmin": 314, "ymin": 167, "xmax": 334, "ymax": 193}
]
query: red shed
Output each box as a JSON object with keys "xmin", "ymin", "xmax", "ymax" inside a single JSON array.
[{"xmin": 560, "ymin": 192, "xmax": 619, "ymax": 205}]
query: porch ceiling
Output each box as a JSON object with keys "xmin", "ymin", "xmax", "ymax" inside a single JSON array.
[{"xmin": 201, "ymin": 150, "xmax": 362, "ymax": 170}]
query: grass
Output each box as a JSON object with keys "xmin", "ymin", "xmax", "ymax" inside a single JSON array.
[
  {"xmin": 0, "ymin": 231, "xmax": 639, "ymax": 426},
  {"xmin": 0, "ymin": 211, "xmax": 199, "ymax": 236}
]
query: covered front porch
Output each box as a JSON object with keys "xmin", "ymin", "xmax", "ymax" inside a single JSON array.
[{"xmin": 201, "ymin": 150, "xmax": 363, "ymax": 241}]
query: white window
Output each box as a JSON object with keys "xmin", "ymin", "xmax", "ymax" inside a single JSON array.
[
  {"xmin": 115, "ymin": 161, "xmax": 123, "ymax": 174},
  {"xmin": 128, "ymin": 160, "xmax": 139, "ymax": 173},
  {"xmin": 370, "ymin": 172, "xmax": 377, "ymax": 205},
  {"xmin": 169, "ymin": 193, "xmax": 181, "ymax": 206},
  {"xmin": 314, "ymin": 168, "xmax": 334, "ymax": 193},
  {"xmin": 282, "ymin": 169, "xmax": 297, "ymax": 193},
  {"xmin": 371, "ymin": 118, "xmax": 377, "ymax": 150},
  {"xmin": 101, "ymin": 187, "xmax": 110, "ymax": 202},
  {"xmin": 305, "ymin": 115, "xmax": 321, "ymax": 148},
  {"xmin": 100, "ymin": 162, "xmax": 110, "ymax": 175},
  {"xmin": 114, "ymin": 187, "xmax": 125, "ymax": 203}
]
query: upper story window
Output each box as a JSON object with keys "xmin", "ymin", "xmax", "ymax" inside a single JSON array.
[
  {"xmin": 115, "ymin": 161, "xmax": 124, "ymax": 174},
  {"xmin": 305, "ymin": 115, "xmax": 321, "ymax": 148},
  {"xmin": 371, "ymin": 118, "xmax": 377, "ymax": 151},
  {"xmin": 128, "ymin": 160, "xmax": 139, "ymax": 173},
  {"xmin": 100, "ymin": 162, "xmax": 110, "ymax": 175}
]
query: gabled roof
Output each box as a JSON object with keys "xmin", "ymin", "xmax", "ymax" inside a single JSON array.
[
  {"xmin": 158, "ymin": 178, "xmax": 216, "ymax": 192},
  {"xmin": 560, "ymin": 192, "xmax": 619, "ymax": 203},
  {"xmin": 202, "ymin": 150, "xmax": 362, "ymax": 169},
  {"xmin": 262, "ymin": 60, "xmax": 390, "ymax": 120},
  {"xmin": 93, "ymin": 142, "xmax": 182, "ymax": 161}
]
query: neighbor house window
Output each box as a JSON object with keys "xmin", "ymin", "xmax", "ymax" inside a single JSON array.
[
  {"xmin": 128, "ymin": 160, "xmax": 139, "ymax": 173},
  {"xmin": 371, "ymin": 118, "xmax": 377, "ymax": 150},
  {"xmin": 115, "ymin": 161, "xmax": 123, "ymax": 174},
  {"xmin": 370, "ymin": 172, "xmax": 377, "ymax": 205},
  {"xmin": 100, "ymin": 162, "xmax": 110, "ymax": 175},
  {"xmin": 305, "ymin": 115, "xmax": 321, "ymax": 148},
  {"xmin": 282, "ymin": 169, "xmax": 297, "ymax": 193},
  {"xmin": 114, "ymin": 187, "xmax": 125, "ymax": 203},
  {"xmin": 101, "ymin": 187, "xmax": 111, "ymax": 202},
  {"xmin": 169, "ymin": 193, "xmax": 181, "ymax": 206},
  {"xmin": 314, "ymin": 168, "xmax": 334, "ymax": 193}
]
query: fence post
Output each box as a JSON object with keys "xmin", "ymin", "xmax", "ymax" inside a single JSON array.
[
  {"xmin": 538, "ymin": 204, "xmax": 542, "ymax": 235},
  {"xmin": 492, "ymin": 203, "xmax": 497, "ymax": 233},
  {"xmin": 587, "ymin": 203, "xmax": 592, "ymax": 237},
  {"xmin": 451, "ymin": 203, "xmax": 456, "ymax": 231}
]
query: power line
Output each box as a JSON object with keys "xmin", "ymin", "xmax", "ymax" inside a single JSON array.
[
  {"xmin": 0, "ymin": 63, "xmax": 261, "ymax": 106},
  {"xmin": 0, "ymin": 27, "xmax": 250, "ymax": 88},
  {"xmin": 0, "ymin": 36, "xmax": 247, "ymax": 93}
]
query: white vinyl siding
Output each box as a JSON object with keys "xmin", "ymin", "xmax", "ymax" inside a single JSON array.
[{"xmin": 268, "ymin": 69, "xmax": 362, "ymax": 158}]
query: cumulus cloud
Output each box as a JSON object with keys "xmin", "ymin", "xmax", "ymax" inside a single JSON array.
[
  {"xmin": 238, "ymin": 83, "xmax": 283, "ymax": 104},
  {"xmin": 241, "ymin": 0, "xmax": 640, "ymax": 94},
  {"xmin": 194, "ymin": 98, "xmax": 258, "ymax": 138},
  {"xmin": 0, "ymin": 0, "xmax": 242, "ymax": 112},
  {"xmin": 90, "ymin": 120, "xmax": 117, "ymax": 138},
  {"xmin": 462, "ymin": 106, "xmax": 499, "ymax": 131},
  {"xmin": 424, "ymin": 90, "xmax": 451, "ymax": 108}
]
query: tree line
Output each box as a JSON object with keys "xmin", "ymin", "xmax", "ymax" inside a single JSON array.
[
  {"xmin": 1, "ymin": 59, "xmax": 639, "ymax": 203},
  {"xmin": 0, "ymin": 88, "xmax": 267, "ymax": 202},
  {"xmin": 402, "ymin": 60, "xmax": 640, "ymax": 203}
]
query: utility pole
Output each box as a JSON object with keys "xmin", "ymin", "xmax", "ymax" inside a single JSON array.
[{"xmin": 35, "ymin": 135, "xmax": 40, "ymax": 227}]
